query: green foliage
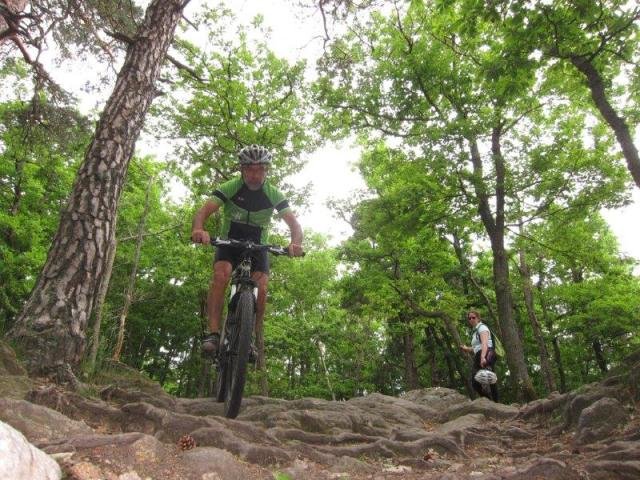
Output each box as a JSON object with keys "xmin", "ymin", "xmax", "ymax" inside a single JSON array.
[
  {"xmin": 152, "ymin": 5, "xmax": 315, "ymax": 199},
  {"xmin": 260, "ymin": 234, "xmax": 383, "ymax": 399},
  {"xmin": 96, "ymin": 159, "xmax": 208, "ymax": 390},
  {"xmin": 3, "ymin": 0, "xmax": 639, "ymax": 405},
  {"xmin": 0, "ymin": 98, "xmax": 92, "ymax": 333},
  {"xmin": 313, "ymin": 0, "xmax": 639, "ymax": 401}
]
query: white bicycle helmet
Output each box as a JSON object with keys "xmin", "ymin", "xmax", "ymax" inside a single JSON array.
[
  {"xmin": 237, "ymin": 144, "xmax": 272, "ymax": 165},
  {"xmin": 474, "ymin": 369, "xmax": 498, "ymax": 385}
]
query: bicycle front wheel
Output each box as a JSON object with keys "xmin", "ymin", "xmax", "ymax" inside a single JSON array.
[
  {"xmin": 214, "ymin": 329, "xmax": 228, "ymax": 403},
  {"xmin": 224, "ymin": 289, "xmax": 255, "ymax": 418}
]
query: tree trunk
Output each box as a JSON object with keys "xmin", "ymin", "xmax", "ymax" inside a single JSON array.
[
  {"xmin": 536, "ymin": 267, "xmax": 567, "ymax": 392},
  {"xmin": 424, "ymin": 325, "xmax": 439, "ymax": 386},
  {"xmin": 88, "ymin": 233, "xmax": 117, "ymax": 372},
  {"xmin": 316, "ymin": 340, "xmax": 336, "ymax": 400},
  {"xmin": 158, "ymin": 347, "xmax": 174, "ymax": 386},
  {"xmin": 288, "ymin": 355, "xmax": 295, "ymax": 390},
  {"xmin": 592, "ymin": 339, "xmax": 608, "ymax": 373},
  {"xmin": 6, "ymin": 0, "xmax": 188, "ymax": 375},
  {"xmin": 402, "ymin": 329, "xmax": 419, "ymax": 390},
  {"xmin": 468, "ymin": 131, "xmax": 536, "ymax": 400},
  {"xmin": 450, "ymin": 232, "xmax": 500, "ymax": 334},
  {"xmin": 440, "ymin": 334, "xmax": 457, "ymax": 387},
  {"xmin": 451, "ymin": 234, "xmax": 470, "ymax": 296},
  {"xmin": 433, "ymin": 326, "xmax": 463, "ymax": 392},
  {"xmin": 198, "ymin": 290, "xmax": 212, "ymax": 396},
  {"xmin": 435, "ymin": 324, "xmax": 472, "ymax": 395},
  {"xmin": 517, "ymin": 233, "xmax": 557, "ymax": 393},
  {"xmin": 570, "ymin": 56, "xmax": 640, "ymax": 189},
  {"xmin": 112, "ymin": 175, "xmax": 154, "ymax": 362}
]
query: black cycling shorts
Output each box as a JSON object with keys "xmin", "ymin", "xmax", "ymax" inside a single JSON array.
[{"xmin": 214, "ymin": 245, "xmax": 270, "ymax": 274}]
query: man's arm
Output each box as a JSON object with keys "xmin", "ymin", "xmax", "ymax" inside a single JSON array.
[
  {"xmin": 281, "ymin": 211, "xmax": 304, "ymax": 257},
  {"xmin": 191, "ymin": 200, "xmax": 220, "ymax": 244}
]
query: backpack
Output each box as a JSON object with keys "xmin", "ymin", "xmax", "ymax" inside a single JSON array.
[{"xmin": 475, "ymin": 323, "xmax": 506, "ymax": 359}]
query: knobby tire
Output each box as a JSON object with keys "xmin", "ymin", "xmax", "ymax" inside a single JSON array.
[
  {"xmin": 214, "ymin": 325, "xmax": 228, "ymax": 403},
  {"xmin": 223, "ymin": 289, "xmax": 254, "ymax": 418}
]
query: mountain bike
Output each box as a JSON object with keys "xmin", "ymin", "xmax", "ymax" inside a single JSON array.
[{"xmin": 210, "ymin": 237, "xmax": 289, "ymax": 419}]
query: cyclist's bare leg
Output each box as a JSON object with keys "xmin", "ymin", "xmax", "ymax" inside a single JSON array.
[
  {"xmin": 208, "ymin": 260, "xmax": 232, "ymax": 332},
  {"xmin": 252, "ymin": 271, "xmax": 269, "ymax": 328},
  {"xmin": 252, "ymin": 271, "xmax": 269, "ymax": 390}
]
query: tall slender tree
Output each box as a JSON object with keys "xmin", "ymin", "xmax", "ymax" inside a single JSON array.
[{"xmin": 7, "ymin": 0, "xmax": 190, "ymax": 378}]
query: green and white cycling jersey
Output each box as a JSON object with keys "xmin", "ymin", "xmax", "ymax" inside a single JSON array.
[{"xmin": 211, "ymin": 177, "xmax": 292, "ymax": 243}]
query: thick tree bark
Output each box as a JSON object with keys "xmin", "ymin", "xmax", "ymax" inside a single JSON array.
[
  {"xmin": 517, "ymin": 239, "xmax": 557, "ymax": 393},
  {"xmin": 468, "ymin": 132, "xmax": 536, "ymax": 401},
  {"xmin": 570, "ymin": 56, "xmax": 640, "ymax": 189},
  {"xmin": 6, "ymin": 0, "xmax": 188, "ymax": 375}
]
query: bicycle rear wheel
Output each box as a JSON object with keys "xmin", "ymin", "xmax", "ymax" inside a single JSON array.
[{"xmin": 223, "ymin": 289, "xmax": 255, "ymax": 418}]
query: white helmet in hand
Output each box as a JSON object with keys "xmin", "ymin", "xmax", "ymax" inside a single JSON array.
[{"xmin": 474, "ymin": 369, "xmax": 498, "ymax": 385}]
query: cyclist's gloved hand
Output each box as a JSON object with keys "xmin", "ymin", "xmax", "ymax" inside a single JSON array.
[
  {"xmin": 191, "ymin": 229, "xmax": 211, "ymax": 244},
  {"xmin": 288, "ymin": 243, "xmax": 304, "ymax": 257}
]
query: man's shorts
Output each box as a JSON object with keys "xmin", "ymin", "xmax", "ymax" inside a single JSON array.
[{"xmin": 214, "ymin": 245, "xmax": 270, "ymax": 274}]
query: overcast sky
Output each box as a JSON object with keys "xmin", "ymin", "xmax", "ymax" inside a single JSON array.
[{"xmin": 217, "ymin": 0, "xmax": 640, "ymax": 258}]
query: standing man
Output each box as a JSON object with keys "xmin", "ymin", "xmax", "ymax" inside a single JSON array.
[
  {"xmin": 460, "ymin": 310, "xmax": 499, "ymax": 402},
  {"xmin": 191, "ymin": 145, "xmax": 304, "ymax": 358}
]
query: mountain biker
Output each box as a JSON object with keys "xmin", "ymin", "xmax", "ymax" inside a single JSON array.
[
  {"xmin": 191, "ymin": 145, "xmax": 304, "ymax": 358},
  {"xmin": 460, "ymin": 310, "xmax": 499, "ymax": 402}
]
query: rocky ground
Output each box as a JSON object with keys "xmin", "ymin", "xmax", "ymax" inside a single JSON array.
[{"xmin": 1, "ymin": 341, "xmax": 639, "ymax": 480}]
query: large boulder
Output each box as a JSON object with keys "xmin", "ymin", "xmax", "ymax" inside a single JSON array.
[
  {"xmin": 402, "ymin": 387, "xmax": 469, "ymax": 411},
  {"xmin": 0, "ymin": 420, "xmax": 61, "ymax": 480},
  {"xmin": 439, "ymin": 397, "xmax": 519, "ymax": 422},
  {"xmin": 0, "ymin": 398, "xmax": 93, "ymax": 444},
  {"xmin": 574, "ymin": 397, "xmax": 629, "ymax": 445}
]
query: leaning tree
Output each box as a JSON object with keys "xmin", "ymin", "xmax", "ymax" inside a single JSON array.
[{"xmin": 6, "ymin": 0, "xmax": 191, "ymax": 379}]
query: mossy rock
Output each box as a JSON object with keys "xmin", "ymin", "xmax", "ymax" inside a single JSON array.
[
  {"xmin": 0, "ymin": 341, "xmax": 33, "ymax": 399},
  {"xmin": 0, "ymin": 340, "xmax": 27, "ymax": 376},
  {"xmin": 0, "ymin": 374, "xmax": 34, "ymax": 400},
  {"xmin": 91, "ymin": 359, "xmax": 169, "ymax": 398}
]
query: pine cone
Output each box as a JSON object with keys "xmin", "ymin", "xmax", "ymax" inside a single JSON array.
[{"xmin": 178, "ymin": 434, "xmax": 196, "ymax": 450}]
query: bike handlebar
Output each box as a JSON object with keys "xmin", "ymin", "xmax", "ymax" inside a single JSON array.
[{"xmin": 209, "ymin": 237, "xmax": 292, "ymax": 256}]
